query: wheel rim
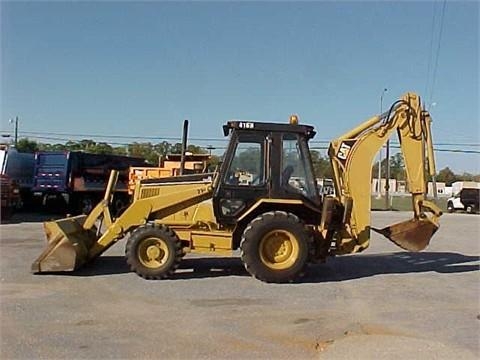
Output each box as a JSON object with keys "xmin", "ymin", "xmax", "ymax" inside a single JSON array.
[
  {"xmin": 137, "ymin": 237, "xmax": 169, "ymax": 269},
  {"xmin": 259, "ymin": 230, "xmax": 299, "ymax": 270}
]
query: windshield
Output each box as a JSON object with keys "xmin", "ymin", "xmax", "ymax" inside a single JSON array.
[{"xmin": 37, "ymin": 153, "xmax": 67, "ymax": 167}]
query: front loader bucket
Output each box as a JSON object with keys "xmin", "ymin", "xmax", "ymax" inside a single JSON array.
[
  {"xmin": 31, "ymin": 215, "xmax": 99, "ymax": 273},
  {"xmin": 373, "ymin": 218, "xmax": 439, "ymax": 252}
]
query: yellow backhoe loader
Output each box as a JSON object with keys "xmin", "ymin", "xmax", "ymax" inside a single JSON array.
[{"xmin": 32, "ymin": 92, "xmax": 442, "ymax": 283}]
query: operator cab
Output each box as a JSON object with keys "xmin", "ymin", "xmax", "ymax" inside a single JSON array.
[{"xmin": 213, "ymin": 118, "xmax": 321, "ymax": 226}]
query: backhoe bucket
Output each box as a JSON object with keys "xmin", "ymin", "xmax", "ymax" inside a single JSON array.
[
  {"xmin": 373, "ymin": 218, "xmax": 439, "ymax": 252},
  {"xmin": 31, "ymin": 215, "xmax": 99, "ymax": 273}
]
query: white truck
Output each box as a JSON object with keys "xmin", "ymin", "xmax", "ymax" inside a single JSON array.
[{"xmin": 447, "ymin": 183, "xmax": 480, "ymax": 214}]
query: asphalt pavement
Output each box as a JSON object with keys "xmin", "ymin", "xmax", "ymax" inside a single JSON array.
[{"xmin": 0, "ymin": 211, "xmax": 479, "ymax": 359}]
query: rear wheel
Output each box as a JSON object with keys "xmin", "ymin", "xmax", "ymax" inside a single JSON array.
[
  {"xmin": 125, "ymin": 224, "xmax": 182, "ymax": 279},
  {"xmin": 447, "ymin": 202, "xmax": 454, "ymax": 213},
  {"xmin": 240, "ymin": 211, "xmax": 310, "ymax": 283}
]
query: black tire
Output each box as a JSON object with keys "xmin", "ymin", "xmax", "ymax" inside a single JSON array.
[
  {"xmin": 80, "ymin": 196, "xmax": 94, "ymax": 214},
  {"xmin": 125, "ymin": 224, "xmax": 183, "ymax": 280},
  {"xmin": 111, "ymin": 195, "xmax": 128, "ymax": 218},
  {"xmin": 240, "ymin": 211, "xmax": 310, "ymax": 283},
  {"xmin": 447, "ymin": 202, "xmax": 454, "ymax": 213},
  {"xmin": 1, "ymin": 206, "xmax": 13, "ymax": 221},
  {"xmin": 71, "ymin": 194, "xmax": 95, "ymax": 215},
  {"xmin": 466, "ymin": 205, "xmax": 474, "ymax": 214}
]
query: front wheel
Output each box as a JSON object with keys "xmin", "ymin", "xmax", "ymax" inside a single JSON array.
[
  {"xmin": 240, "ymin": 211, "xmax": 310, "ymax": 283},
  {"xmin": 125, "ymin": 224, "xmax": 183, "ymax": 280}
]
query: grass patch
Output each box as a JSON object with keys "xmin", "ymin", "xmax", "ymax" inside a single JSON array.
[{"xmin": 371, "ymin": 195, "xmax": 447, "ymax": 212}]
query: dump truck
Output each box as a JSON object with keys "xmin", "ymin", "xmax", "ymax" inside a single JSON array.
[
  {"xmin": 1, "ymin": 174, "xmax": 21, "ymax": 219},
  {"xmin": 128, "ymin": 153, "xmax": 211, "ymax": 195},
  {"xmin": 32, "ymin": 151, "xmax": 148, "ymax": 215},
  {"xmin": 0, "ymin": 146, "xmax": 35, "ymax": 215},
  {"xmin": 32, "ymin": 92, "xmax": 443, "ymax": 283}
]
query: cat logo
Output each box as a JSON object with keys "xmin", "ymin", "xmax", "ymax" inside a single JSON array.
[{"xmin": 337, "ymin": 142, "xmax": 351, "ymax": 160}]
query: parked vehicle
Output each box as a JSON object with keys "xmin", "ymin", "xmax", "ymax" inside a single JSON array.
[
  {"xmin": 0, "ymin": 174, "xmax": 21, "ymax": 219},
  {"xmin": 32, "ymin": 151, "xmax": 148, "ymax": 214},
  {"xmin": 128, "ymin": 153, "xmax": 210, "ymax": 194},
  {"xmin": 0, "ymin": 146, "xmax": 35, "ymax": 213},
  {"xmin": 447, "ymin": 188, "xmax": 480, "ymax": 214},
  {"xmin": 316, "ymin": 178, "xmax": 335, "ymax": 197}
]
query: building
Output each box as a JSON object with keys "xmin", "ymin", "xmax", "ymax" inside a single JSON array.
[{"xmin": 371, "ymin": 178, "xmax": 397, "ymax": 194}]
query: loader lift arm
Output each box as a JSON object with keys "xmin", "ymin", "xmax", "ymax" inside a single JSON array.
[
  {"xmin": 328, "ymin": 92, "xmax": 442, "ymax": 254},
  {"xmin": 32, "ymin": 172, "xmax": 214, "ymax": 272}
]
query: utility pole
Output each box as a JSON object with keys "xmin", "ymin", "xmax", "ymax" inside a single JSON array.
[
  {"xmin": 207, "ymin": 145, "xmax": 215, "ymax": 156},
  {"xmin": 377, "ymin": 88, "xmax": 387, "ymax": 198},
  {"xmin": 385, "ymin": 138, "xmax": 390, "ymax": 209},
  {"xmin": 9, "ymin": 116, "xmax": 18, "ymax": 147},
  {"xmin": 383, "ymin": 89, "xmax": 391, "ymax": 210},
  {"xmin": 14, "ymin": 116, "xmax": 18, "ymax": 146}
]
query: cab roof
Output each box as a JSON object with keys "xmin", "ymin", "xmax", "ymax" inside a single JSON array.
[{"xmin": 223, "ymin": 121, "xmax": 316, "ymax": 139}]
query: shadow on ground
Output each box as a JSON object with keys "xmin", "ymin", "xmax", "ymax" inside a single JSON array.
[
  {"xmin": 1, "ymin": 211, "xmax": 65, "ymax": 224},
  {"xmin": 70, "ymin": 256, "xmax": 248, "ymax": 278},
  {"xmin": 51, "ymin": 251, "xmax": 479, "ymax": 282},
  {"xmin": 303, "ymin": 251, "xmax": 479, "ymax": 283}
]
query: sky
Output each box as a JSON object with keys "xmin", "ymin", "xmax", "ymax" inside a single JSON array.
[{"xmin": 1, "ymin": 1, "xmax": 479, "ymax": 174}]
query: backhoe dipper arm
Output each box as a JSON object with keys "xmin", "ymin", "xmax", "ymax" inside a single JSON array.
[{"xmin": 327, "ymin": 92, "xmax": 442, "ymax": 254}]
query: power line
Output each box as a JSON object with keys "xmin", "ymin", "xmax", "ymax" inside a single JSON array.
[
  {"xmin": 10, "ymin": 127, "xmax": 480, "ymax": 155},
  {"xmin": 18, "ymin": 130, "xmax": 227, "ymax": 143},
  {"xmin": 10, "ymin": 130, "xmax": 480, "ymax": 148},
  {"xmin": 424, "ymin": 0, "xmax": 447, "ymax": 108},
  {"xmin": 424, "ymin": 0, "xmax": 438, "ymax": 98},
  {"xmin": 429, "ymin": 0, "xmax": 447, "ymax": 107}
]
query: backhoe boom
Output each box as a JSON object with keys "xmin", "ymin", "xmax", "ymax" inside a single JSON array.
[{"xmin": 328, "ymin": 92, "xmax": 442, "ymax": 254}]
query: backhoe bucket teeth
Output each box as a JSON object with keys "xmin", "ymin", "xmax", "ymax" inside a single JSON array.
[
  {"xmin": 373, "ymin": 218, "xmax": 439, "ymax": 252},
  {"xmin": 31, "ymin": 215, "xmax": 98, "ymax": 273}
]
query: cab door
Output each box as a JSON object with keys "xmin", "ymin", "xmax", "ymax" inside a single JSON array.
[{"xmin": 213, "ymin": 131, "xmax": 270, "ymax": 225}]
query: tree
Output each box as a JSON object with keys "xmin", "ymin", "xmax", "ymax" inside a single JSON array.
[
  {"xmin": 186, "ymin": 144, "xmax": 207, "ymax": 154},
  {"xmin": 90, "ymin": 142, "xmax": 114, "ymax": 154},
  {"xmin": 39, "ymin": 142, "xmax": 67, "ymax": 151},
  {"xmin": 207, "ymin": 155, "xmax": 221, "ymax": 172},
  {"xmin": 15, "ymin": 138, "xmax": 39, "ymax": 153},
  {"xmin": 389, "ymin": 153, "xmax": 406, "ymax": 181},
  {"xmin": 372, "ymin": 158, "xmax": 388, "ymax": 179},
  {"xmin": 127, "ymin": 142, "xmax": 156, "ymax": 164},
  {"xmin": 310, "ymin": 150, "xmax": 333, "ymax": 179},
  {"xmin": 436, "ymin": 167, "xmax": 458, "ymax": 185},
  {"xmin": 371, "ymin": 153, "xmax": 406, "ymax": 181},
  {"xmin": 456, "ymin": 172, "xmax": 479, "ymax": 182},
  {"xmin": 153, "ymin": 141, "xmax": 173, "ymax": 158}
]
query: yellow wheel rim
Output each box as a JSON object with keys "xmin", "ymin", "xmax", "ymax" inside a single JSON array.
[
  {"xmin": 137, "ymin": 237, "xmax": 169, "ymax": 269},
  {"xmin": 259, "ymin": 230, "xmax": 299, "ymax": 270}
]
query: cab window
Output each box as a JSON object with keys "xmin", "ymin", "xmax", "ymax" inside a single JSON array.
[
  {"xmin": 224, "ymin": 141, "xmax": 264, "ymax": 186},
  {"xmin": 281, "ymin": 133, "xmax": 317, "ymax": 200}
]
